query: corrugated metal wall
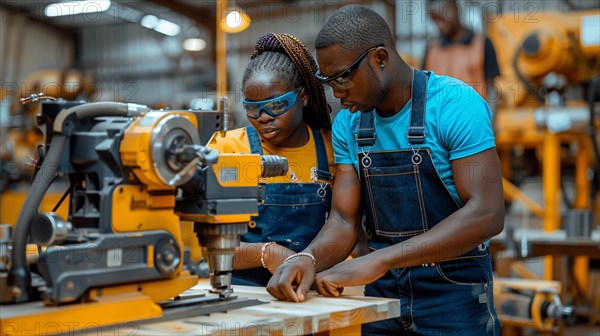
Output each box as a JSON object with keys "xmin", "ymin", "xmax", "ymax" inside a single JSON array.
[
  {"xmin": 1, "ymin": 7, "xmax": 75, "ymax": 96},
  {"xmin": 79, "ymin": 18, "xmax": 214, "ymax": 107}
]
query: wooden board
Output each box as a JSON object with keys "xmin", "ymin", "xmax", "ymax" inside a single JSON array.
[{"xmin": 132, "ymin": 284, "xmax": 400, "ymax": 335}]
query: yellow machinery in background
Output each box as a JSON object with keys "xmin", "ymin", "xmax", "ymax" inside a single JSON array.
[
  {"xmin": 1, "ymin": 69, "xmax": 94, "ymax": 224},
  {"xmin": 494, "ymin": 278, "xmax": 574, "ymax": 333},
  {"xmin": 488, "ymin": 9, "xmax": 600, "ymax": 333},
  {"xmin": 0, "ymin": 101, "xmax": 288, "ymax": 334},
  {"xmin": 490, "ymin": 9, "xmax": 600, "ymax": 233}
]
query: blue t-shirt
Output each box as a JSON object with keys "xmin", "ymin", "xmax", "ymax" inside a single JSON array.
[{"xmin": 332, "ymin": 72, "xmax": 496, "ymax": 205}]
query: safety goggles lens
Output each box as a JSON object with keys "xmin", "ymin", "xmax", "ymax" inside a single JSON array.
[{"xmin": 243, "ymin": 87, "xmax": 301, "ymax": 119}]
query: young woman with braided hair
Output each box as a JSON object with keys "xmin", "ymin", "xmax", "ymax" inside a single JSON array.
[{"xmin": 207, "ymin": 33, "xmax": 335, "ymax": 286}]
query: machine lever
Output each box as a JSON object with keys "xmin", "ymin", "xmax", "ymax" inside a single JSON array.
[
  {"xmin": 168, "ymin": 146, "xmax": 219, "ymax": 186},
  {"xmin": 20, "ymin": 93, "xmax": 56, "ymax": 105},
  {"xmin": 168, "ymin": 157, "xmax": 201, "ymax": 187}
]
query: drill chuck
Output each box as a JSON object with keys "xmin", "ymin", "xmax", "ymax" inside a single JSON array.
[
  {"xmin": 261, "ymin": 155, "xmax": 288, "ymax": 178},
  {"xmin": 195, "ymin": 223, "xmax": 247, "ymax": 298}
]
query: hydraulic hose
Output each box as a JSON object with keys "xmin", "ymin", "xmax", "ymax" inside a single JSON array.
[
  {"xmin": 8, "ymin": 134, "xmax": 67, "ymax": 302},
  {"xmin": 8, "ymin": 102, "xmax": 148, "ymax": 303},
  {"xmin": 512, "ymin": 46, "xmax": 545, "ymax": 104},
  {"xmin": 53, "ymin": 101, "xmax": 147, "ymax": 134}
]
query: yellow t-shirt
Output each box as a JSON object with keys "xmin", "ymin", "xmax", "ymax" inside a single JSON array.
[{"xmin": 207, "ymin": 125, "xmax": 335, "ymax": 184}]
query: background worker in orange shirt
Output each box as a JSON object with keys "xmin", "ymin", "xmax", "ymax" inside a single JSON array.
[{"xmin": 423, "ymin": 0, "xmax": 500, "ymax": 106}]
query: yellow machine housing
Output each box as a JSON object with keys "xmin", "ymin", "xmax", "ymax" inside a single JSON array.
[
  {"xmin": 0, "ymin": 102, "xmax": 287, "ymax": 335},
  {"xmin": 490, "ymin": 10, "xmax": 600, "ymax": 109}
]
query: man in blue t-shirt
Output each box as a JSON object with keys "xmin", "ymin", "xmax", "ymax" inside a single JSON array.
[{"xmin": 267, "ymin": 5, "xmax": 505, "ymax": 336}]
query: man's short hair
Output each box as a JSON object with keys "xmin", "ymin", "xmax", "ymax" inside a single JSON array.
[{"xmin": 315, "ymin": 5, "xmax": 395, "ymax": 54}]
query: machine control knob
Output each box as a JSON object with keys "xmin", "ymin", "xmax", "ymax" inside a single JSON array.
[{"xmin": 155, "ymin": 238, "xmax": 181, "ymax": 275}]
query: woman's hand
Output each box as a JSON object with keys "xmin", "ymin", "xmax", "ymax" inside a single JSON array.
[{"xmin": 264, "ymin": 243, "xmax": 295, "ymax": 274}]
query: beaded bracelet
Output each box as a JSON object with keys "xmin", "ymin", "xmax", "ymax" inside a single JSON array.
[
  {"xmin": 260, "ymin": 242, "xmax": 277, "ymax": 268},
  {"xmin": 284, "ymin": 252, "xmax": 316, "ymax": 266}
]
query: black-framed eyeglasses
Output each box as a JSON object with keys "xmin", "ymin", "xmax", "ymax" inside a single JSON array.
[{"xmin": 314, "ymin": 44, "xmax": 384, "ymax": 90}]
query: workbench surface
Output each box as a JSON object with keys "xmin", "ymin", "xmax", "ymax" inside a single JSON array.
[
  {"xmin": 133, "ymin": 283, "xmax": 400, "ymax": 335},
  {"xmin": 490, "ymin": 228, "xmax": 600, "ymax": 258}
]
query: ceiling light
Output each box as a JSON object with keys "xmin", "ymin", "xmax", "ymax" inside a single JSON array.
[
  {"xmin": 45, "ymin": 0, "xmax": 111, "ymax": 17},
  {"xmin": 140, "ymin": 15, "xmax": 180, "ymax": 36},
  {"xmin": 154, "ymin": 19, "xmax": 181, "ymax": 36},
  {"xmin": 183, "ymin": 38, "xmax": 207, "ymax": 51},
  {"xmin": 220, "ymin": 8, "xmax": 250, "ymax": 33},
  {"xmin": 225, "ymin": 11, "xmax": 242, "ymax": 28},
  {"xmin": 140, "ymin": 15, "xmax": 158, "ymax": 29}
]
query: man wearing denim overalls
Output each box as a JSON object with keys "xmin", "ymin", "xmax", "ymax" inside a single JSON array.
[{"xmin": 268, "ymin": 5, "xmax": 504, "ymax": 336}]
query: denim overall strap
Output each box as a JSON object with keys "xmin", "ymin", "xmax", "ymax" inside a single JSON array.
[
  {"xmin": 233, "ymin": 126, "xmax": 333, "ymax": 287},
  {"xmin": 408, "ymin": 69, "xmax": 428, "ymax": 145},
  {"xmin": 311, "ymin": 129, "xmax": 333, "ymax": 181},
  {"xmin": 245, "ymin": 125, "xmax": 264, "ymax": 155},
  {"xmin": 357, "ymin": 69, "xmax": 500, "ymax": 336},
  {"xmin": 355, "ymin": 110, "xmax": 375, "ymax": 147}
]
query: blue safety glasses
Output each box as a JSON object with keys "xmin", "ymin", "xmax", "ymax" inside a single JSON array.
[{"xmin": 243, "ymin": 87, "xmax": 302, "ymax": 119}]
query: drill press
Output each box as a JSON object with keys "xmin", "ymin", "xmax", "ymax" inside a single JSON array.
[{"xmin": 0, "ymin": 100, "xmax": 287, "ymax": 333}]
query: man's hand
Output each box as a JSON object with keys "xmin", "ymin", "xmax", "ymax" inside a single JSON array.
[
  {"xmin": 267, "ymin": 256, "xmax": 315, "ymax": 302},
  {"xmin": 314, "ymin": 254, "xmax": 387, "ymax": 297}
]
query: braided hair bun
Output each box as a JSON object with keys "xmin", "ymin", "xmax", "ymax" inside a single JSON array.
[{"xmin": 251, "ymin": 33, "xmax": 284, "ymax": 59}]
